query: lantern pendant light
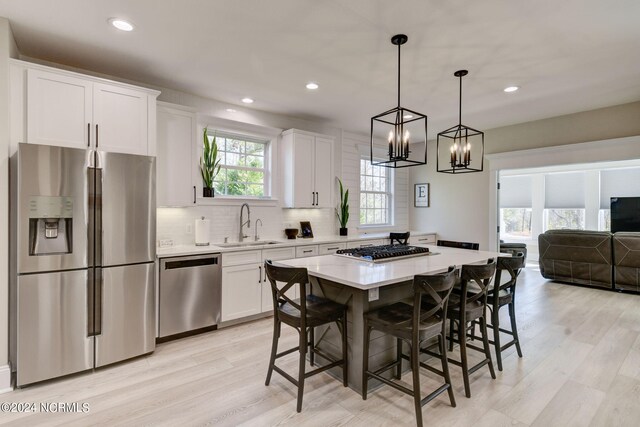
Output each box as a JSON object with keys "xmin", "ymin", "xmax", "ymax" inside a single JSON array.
[
  {"xmin": 437, "ymin": 70, "xmax": 485, "ymax": 174},
  {"xmin": 370, "ymin": 34, "xmax": 427, "ymax": 169}
]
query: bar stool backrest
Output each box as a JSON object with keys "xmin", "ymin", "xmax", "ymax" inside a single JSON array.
[
  {"xmin": 494, "ymin": 252, "xmax": 525, "ymax": 293},
  {"xmin": 390, "ymin": 232, "xmax": 410, "ymax": 245},
  {"xmin": 264, "ymin": 260, "xmax": 309, "ymax": 320},
  {"xmin": 459, "ymin": 260, "xmax": 497, "ymax": 311},
  {"xmin": 437, "ymin": 240, "xmax": 480, "ymax": 250},
  {"xmin": 411, "ymin": 266, "xmax": 457, "ymax": 329}
]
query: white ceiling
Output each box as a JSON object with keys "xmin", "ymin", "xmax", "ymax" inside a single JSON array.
[{"xmin": 1, "ymin": 0, "xmax": 639, "ymax": 137}]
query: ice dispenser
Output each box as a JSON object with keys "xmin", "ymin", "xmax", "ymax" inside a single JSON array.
[{"xmin": 28, "ymin": 196, "xmax": 73, "ymax": 255}]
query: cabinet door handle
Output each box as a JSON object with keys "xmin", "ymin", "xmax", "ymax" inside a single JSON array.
[
  {"xmin": 303, "ymin": 250, "xmax": 313, "ymax": 253},
  {"xmin": 315, "ymin": 192, "xmax": 319, "ymax": 206},
  {"xmin": 326, "ymin": 247, "xmax": 339, "ymax": 250},
  {"xmin": 95, "ymin": 124, "xmax": 99, "ymax": 148},
  {"xmin": 258, "ymin": 265, "xmax": 262, "ymax": 283},
  {"xmin": 87, "ymin": 123, "xmax": 90, "ymax": 147},
  {"xmin": 193, "ymin": 186, "xmax": 196, "ymax": 204}
]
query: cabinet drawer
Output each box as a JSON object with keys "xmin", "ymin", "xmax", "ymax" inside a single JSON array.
[
  {"xmin": 409, "ymin": 234, "xmax": 436, "ymax": 245},
  {"xmin": 296, "ymin": 245, "xmax": 319, "ymax": 258},
  {"xmin": 347, "ymin": 239, "xmax": 385, "ymax": 249},
  {"xmin": 221, "ymin": 250, "xmax": 261, "ymax": 267},
  {"xmin": 262, "ymin": 247, "xmax": 296, "ymax": 262},
  {"xmin": 318, "ymin": 242, "xmax": 346, "ymax": 255}
]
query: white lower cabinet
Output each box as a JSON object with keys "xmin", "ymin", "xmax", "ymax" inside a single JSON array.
[
  {"xmin": 261, "ymin": 247, "xmax": 297, "ymax": 312},
  {"xmin": 296, "ymin": 245, "xmax": 319, "ymax": 258},
  {"xmin": 318, "ymin": 242, "xmax": 346, "ymax": 255},
  {"xmin": 221, "ymin": 249, "xmax": 263, "ymax": 322},
  {"xmin": 346, "ymin": 239, "xmax": 386, "ymax": 249},
  {"xmin": 221, "ymin": 263, "xmax": 263, "ymax": 322},
  {"xmin": 408, "ymin": 234, "xmax": 437, "ymax": 245}
]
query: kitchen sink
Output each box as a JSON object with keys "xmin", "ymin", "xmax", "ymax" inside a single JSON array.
[{"xmin": 216, "ymin": 240, "xmax": 280, "ymax": 248}]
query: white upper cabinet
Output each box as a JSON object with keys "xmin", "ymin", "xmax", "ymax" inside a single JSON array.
[
  {"xmin": 14, "ymin": 60, "xmax": 159, "ymax": 155},
  {"xmin": 282, "ymin": 129, "xmax": 334, "ymax": 208},
  {"xmin": 156, "ymin": 103, "xmax": 196, "ymax": 207},
  {"xmin": 26, "ymin": 69, "xmax": 93, "ymax": 149},
  {"xmin": 93, "ymin": 83, "xmax": 149, "ymax": 155}
]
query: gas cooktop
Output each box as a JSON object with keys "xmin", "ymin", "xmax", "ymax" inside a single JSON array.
[{"xmin": 335, "ymin": 244, "xmax": 435, "ymax": 263}]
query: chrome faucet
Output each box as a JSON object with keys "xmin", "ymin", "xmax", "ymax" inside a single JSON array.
[
  {"xmin": 239, "ymin": 203, "xmax": 251, "ymax": 242},
  {"xmin": 255, "ymin": 219, "xmax": 263, "ymax": 241}
]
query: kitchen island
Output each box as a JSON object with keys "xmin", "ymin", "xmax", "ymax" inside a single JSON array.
[{"xmin": 275, "ymin": 245, "xmax": 503, "ymax": 394}]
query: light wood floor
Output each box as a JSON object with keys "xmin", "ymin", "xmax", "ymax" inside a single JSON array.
[{"xmin": 2, "ymin": 266, "xmax": 640, "ymax": 426}]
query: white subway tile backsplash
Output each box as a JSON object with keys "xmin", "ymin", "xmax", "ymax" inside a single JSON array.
[{"xmin": 157, "ymin": 206, "xmax": 336, "ymax": 246}]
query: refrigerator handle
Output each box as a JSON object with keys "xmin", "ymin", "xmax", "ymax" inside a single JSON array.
[
  {"xmin": 88, "ymin": 167, "xmax": 95, "ymax": 266},
  {"xmin": 95, "ymin": 268, "xmax": 102, "ymax": 336},
  {"xmin": 95, "ymin": 168, "xmax": 103, "ymax": 267},
  {"xmin": 87, "ymin": 269, "xmax": 95, "ymax": 336}
]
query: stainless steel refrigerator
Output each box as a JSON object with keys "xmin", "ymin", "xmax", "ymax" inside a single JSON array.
[{"xmin": 10, "ymin": 143, "xmax": 156, "ymax": 386}]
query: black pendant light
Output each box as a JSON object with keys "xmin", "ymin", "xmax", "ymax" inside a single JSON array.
[
  {"xmin": 370, "ymin": 34, "xmax": 427, "ymax": 169},
  {"xmin": 437, "ymin": 70, "xmax": 484, "ymax": 174}
]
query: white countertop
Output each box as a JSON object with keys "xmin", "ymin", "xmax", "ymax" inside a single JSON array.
[
  {"xmin": 156, "ymin": 231, "xmax": 436, "ymax": 258},
  {"xmin": 274, "ymin": 245, "xmax": 504, "ymax": 290}
]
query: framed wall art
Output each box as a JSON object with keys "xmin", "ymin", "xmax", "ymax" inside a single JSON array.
[{"xmin": 414, "ymin": 183, "xmax": 430, "ymax": 207}]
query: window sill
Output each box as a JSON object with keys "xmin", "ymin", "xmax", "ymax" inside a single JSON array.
[
  {"xmin": 358, "ymin": 224, "xmax": 395, "ymax": 231},
  {"xmin": 197, "ymin": 196, "xmax": 279, "ymax": 207}
]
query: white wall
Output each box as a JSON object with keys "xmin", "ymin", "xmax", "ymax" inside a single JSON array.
[
  {"xmin": 0, "ymin": 17, "xmax": 17, "ymax": 392},
  {"xmin": 410, "ymin": 139, "xmax": 490, "ymax": 247},
  {"xmin": 409, "ymin": 101, "xmax": 640, "ymax": 250}
]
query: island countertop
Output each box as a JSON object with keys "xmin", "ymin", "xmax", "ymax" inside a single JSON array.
[{"xmin": 275, "ymin": 245, "xmax": 505, "ymax": 290}]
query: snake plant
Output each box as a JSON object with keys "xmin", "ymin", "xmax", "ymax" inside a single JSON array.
[
  {"xmin": 200, "ymin": 127, "xmax": 221, "ymax": 189},
  {"xmin": 336, "ymin": 178, "xmax": 349, "ymax": 228}
]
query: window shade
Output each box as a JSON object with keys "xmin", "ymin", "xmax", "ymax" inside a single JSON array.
[
  {"xmin": 545, "ymin": 172, "xmax": 585, "ymax": 208},
  {"xmin": 499, "ymin": 175, "xmax": 532, "ymax": 208},
  {"xmin": 600, "ymin": 168, "xmax": 640, "ymax": 208}
]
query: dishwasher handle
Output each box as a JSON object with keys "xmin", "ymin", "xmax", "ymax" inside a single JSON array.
[{"xmin": 164, "ymin": 255, "xmax": 219, "ymax": 270}]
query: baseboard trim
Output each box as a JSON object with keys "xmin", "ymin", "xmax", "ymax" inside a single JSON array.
[{"xmin": 0, "ymin": 365, "xmax": 13, "ymax": 394}]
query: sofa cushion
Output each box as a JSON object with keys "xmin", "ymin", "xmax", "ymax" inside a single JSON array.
[
  {"xmin": 613, "ymin": 232, "xmax": 640, "ymax": 291},
  {"xmin": 538, "ymin": 230, "xmax": 612, "ymax": 288}
]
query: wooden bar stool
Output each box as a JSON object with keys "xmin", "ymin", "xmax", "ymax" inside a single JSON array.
[
  {"xmin": 443, "ymin": 260, "xmax": 497, "ymax": 398},
  {"xmin": 264, "ymin": 260, "xmax": 348, "ymax": 412},
  {"xmin": 437, "ymin": 240, "xmax": 480, "ymax": 250},
  {"xmin": 487, "ymin": 253, "xmax": 526, "ymax": 371},
  {"xmin": 390, "ymin": 232, "xmax": 410, "ymax": 245},
  {"xmin": 362, "ymin": 267, "xmax": 458, "ymax": 427}
]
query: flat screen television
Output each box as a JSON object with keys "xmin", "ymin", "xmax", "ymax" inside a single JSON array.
[{"xmin": 611, "ymin": 197, "xmax": 640, "ymax": 232}]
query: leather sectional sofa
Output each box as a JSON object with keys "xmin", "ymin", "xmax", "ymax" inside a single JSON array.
[{"xmin": 538, "ymin": 230, "xmax": 640, "ymax": 292}]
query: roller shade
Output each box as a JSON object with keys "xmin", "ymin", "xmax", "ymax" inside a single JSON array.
[
  {"xmin": 545, "ymin": 172, "xmax": 585, "ymax": 208},
  {"xmin": 499, "ymin": 175, "xmax": 532, "ymax": 208},
  {"xmin": 600, "ymin": 168, "xmax": 640, "ymax": 208}
]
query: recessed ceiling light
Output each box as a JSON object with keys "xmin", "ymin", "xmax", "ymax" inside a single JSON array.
[
  {"xmin": 403, "ymin": 114, "xmax": 413, "ymax": 119},
  {"xmin": 504, "ymin": 86, "xmax": 519, "ymax": 93},
  {"xmin": 108, "ymin": 18, "xmax": 134, "ymax": 32},
  {"xmin": 306, "ymin": 82, "xmax": 319, "ymax": 90},
  {"xmin": 241, "ymin": 97, "xmax": 254, "ymax": 104},
  {"xmin": 226, "ymin": 108, "xmax": 237, "ymax": 113}
]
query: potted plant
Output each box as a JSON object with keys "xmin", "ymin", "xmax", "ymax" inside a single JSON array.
[
  {"xmin": 336, "ymin": 178, "xmax": 349, "ymax": 236},
  {"xmin": 200, "ymin": 127, "xmax": 221, "ymax": 197}
]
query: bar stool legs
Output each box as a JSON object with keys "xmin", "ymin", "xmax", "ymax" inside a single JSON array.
[
  {"xmin": 509, "ymin": 302, "xmax": 523, "ymax": 358},
  {"xmin": 297, "ymin": 329, "xmax": 307, "ymax": 412},
  {"xmin": 265, "ymin": 319, "xmax": 281, "ymax": 386}
]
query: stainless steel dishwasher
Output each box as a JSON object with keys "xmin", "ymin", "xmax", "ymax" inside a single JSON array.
[{"xmin": 159, "ymin": 253, "xmax": 221, "ymax": 339}]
